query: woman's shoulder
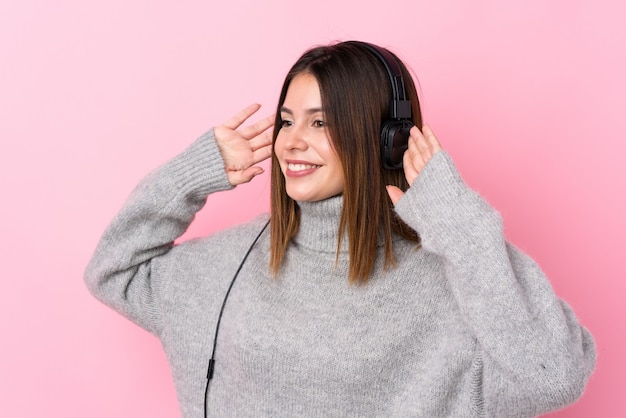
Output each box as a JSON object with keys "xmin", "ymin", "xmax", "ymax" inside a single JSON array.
[
  {"xmin": 172, "ymin": 212, "xmax": 270, "ymax": 256},
  {"xmin": 210, "ymin": 213, "xmax": 270, "ymax": 242}
]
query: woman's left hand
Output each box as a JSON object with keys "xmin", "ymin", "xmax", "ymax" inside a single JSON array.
[{"xmin": 386, "ymin": 124, "xmax": 442, "ymax": 205}]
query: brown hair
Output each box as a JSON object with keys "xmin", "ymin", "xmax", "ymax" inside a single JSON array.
[{"xmin": 270, "ymin": 41, "xmax": 421, "ymax": 283}]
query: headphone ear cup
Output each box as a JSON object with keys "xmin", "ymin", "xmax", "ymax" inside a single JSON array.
[{"xmin": 380, "ymin": 120, "xmax": 413, "ymax": 170}]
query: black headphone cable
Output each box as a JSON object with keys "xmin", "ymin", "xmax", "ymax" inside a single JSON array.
[{"xmin": 203, "ymin": 219, "xmax": 270, "ymax": 418}]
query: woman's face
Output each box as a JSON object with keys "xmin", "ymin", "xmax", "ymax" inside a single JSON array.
[{"xmin": 274, "ymin": 73, "xmax": 344, "ymax": 202}]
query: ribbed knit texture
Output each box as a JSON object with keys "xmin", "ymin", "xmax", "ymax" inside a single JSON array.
[{"xmin": 85, "ymin": 130, "xmax": 595, "ymax": 417}]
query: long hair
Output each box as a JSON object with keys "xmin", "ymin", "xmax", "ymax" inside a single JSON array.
[{"xmin": 270, "ymin": 41, "xmax": 422, "ymax": 283}]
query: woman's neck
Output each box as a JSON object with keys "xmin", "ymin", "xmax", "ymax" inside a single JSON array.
[{"xmin": 293, "ymin": 195, "xmax": 347, "ymax": 254}]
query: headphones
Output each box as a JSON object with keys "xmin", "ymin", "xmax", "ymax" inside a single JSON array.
[{"xmin": 348, "ymin": 41, "xmax": 414, "ymax": 170}]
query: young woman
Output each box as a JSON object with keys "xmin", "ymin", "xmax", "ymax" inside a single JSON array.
[{"xmin": 85, "ymin": 41, "xmax": 595, "ymax": 417}]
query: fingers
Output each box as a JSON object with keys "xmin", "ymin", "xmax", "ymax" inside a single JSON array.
[
  {"xmin": 244, "ymin": 122, "xmax": 274, "ymax": 160},
  {"xmin": 251, "ymin": 141, "xmax": 273, "ymax": 165},
  {"xmin": 402, "ymin": 140, "xmax": 420, "ymax": 186},
  {"xmin": 415, "ymin": 132, "xmax": 433, "ymax": 162},
  {"xmin": 227, "ymin": 166, "xmax": 265, "ymax": 186},
  {"xmin": 411, "ymin": 125, "xmax": 441, "ymax": 158},
  {"xmin": 402, "ymin": 124, "xmax": 443, "ymax": 186},
  {"xmin": 222, "ymin": 103, "xmax": 263, "ymax": 130},
  {"xmin": 386, "ymin": 185, "xmax": 404, "ymax": 206},
  {"xmin": 239, "ymin": 113, "xmax": 275, "ymax": 140},
  {"xmin": 422, "ymin": 124, "xmax": 442, "ymax": 153},
  {"xmin": 225, "ymin": 144, "xmax": 271, "ymax": 185}
]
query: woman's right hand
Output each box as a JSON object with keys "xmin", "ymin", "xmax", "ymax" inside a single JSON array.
[{"xmin": 213, "ymin": 103, "xmax": 274, "ymax": 186}]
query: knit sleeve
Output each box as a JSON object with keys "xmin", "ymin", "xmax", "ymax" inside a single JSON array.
[
  {"xmin": 84, "ymin": 129, "xmax": 233, "ymax": 335},
  {"xmin": 393, "ymin": 151, "xmax": 596, "ymax": 416}
]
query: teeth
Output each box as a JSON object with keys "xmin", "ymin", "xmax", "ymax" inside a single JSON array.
[{"xmin": 288, "ymin": 163, "xmax": 320, "ymax": 171}]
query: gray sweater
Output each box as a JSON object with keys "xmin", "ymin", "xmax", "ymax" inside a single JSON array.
[{"xmin": 85, "ymin": 130, "xmax": 595, "ymax": 417}]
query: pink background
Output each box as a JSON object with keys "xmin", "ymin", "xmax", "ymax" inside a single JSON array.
[{"xmin": 1, "ymin": 0, "xmax": 624, "ymax": 416}]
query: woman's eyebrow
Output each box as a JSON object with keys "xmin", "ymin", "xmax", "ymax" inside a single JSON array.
[{"xmin": 280, "ymin": 106, "xmax": 324, "ymax": 115}]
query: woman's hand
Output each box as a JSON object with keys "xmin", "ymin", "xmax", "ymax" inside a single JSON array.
[
  {"xmin": 214, "ymin": 103, "xmax": 274, "ymax": 186},
  {"xmin": 386, "ymin": 124, "xmax": 442, "ymax": 205}
]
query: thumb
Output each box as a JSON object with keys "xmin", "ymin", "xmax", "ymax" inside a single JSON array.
[
  {"xmin": 386, "ymin": 185, "xmax": 405, "ymax": 206},
  {"xmin": 227, "ymin": 166, "xmax": 264, "ymax": 186}
]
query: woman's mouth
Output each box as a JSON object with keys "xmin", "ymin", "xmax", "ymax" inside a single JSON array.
[
  {"xmin": 285, "ymin": 161, "xmax": 321, "ymax": 176},
  {"xmin": 288, "ymin": 163, "xmax": 321, "ymax": 171}
]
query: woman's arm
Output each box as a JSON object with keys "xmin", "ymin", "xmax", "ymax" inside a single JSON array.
[
  {"xmin": 389, "ymin": 126, "xmax": 596, "ymax": 416},
  {"xmin": 84, "ymin": 105, "xmax": 273, "ymax": 335}
]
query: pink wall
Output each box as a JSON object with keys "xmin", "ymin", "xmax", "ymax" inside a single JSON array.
[{"xmin": 1, "ymin": 0, "xmax": 623, "ymax": 416}]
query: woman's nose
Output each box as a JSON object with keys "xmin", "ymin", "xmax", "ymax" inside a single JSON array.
[{"xmin": 282, "ymin": 124, "xmax": 308, "ymax": 150}]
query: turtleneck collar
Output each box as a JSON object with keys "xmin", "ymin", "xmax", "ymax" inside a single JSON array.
[
  {"xmin": 293, "ymin": 195, "xmax": 348, "ymax": 254},
  {"xmin": 292, "ymin": 195, "xmax": 395, "ymax": 256}
]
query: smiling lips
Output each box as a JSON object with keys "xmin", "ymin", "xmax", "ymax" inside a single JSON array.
[{"xmin": 285, "ymin": 161, "xmax": 322, "ymax": 177}]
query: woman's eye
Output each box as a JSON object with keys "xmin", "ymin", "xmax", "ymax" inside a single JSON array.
[
  {"xmin": 313, "ymin": 120, "xmax": 325, "ymax": 128},
  {"xmin": 280, "ymin": 119, "xmax": 293, "ymax": 128}
]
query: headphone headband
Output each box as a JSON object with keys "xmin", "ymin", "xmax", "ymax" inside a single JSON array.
[{"xmin": 350, "ymin": 42, "xmax": 412, "ymax": 120}]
